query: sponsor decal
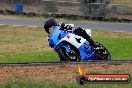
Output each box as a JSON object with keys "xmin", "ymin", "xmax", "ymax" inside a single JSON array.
[{"xmin": 76, "ymin": 66, "xmax": 131, "ymax": 85}]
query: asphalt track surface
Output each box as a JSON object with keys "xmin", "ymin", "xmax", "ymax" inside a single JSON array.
[
  {"xmin": 0, "ymin": 19, "xmax": 132, "ymax": 32},
  {"xmin": 0, "ymin": 60, "xmax": 132, "ymax": 67}
]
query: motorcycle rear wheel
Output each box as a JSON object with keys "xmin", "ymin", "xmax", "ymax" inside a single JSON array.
[{"xmin": 95, "ymin": 42, "xmax": 111, "ymax": 60}]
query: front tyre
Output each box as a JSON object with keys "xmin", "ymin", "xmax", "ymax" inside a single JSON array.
[
  {"xmin": 57, "ymin": 45, "xmax": 80, "ymax": 61},
  {"xmin": 57, "ymin": 48, "xmax": 67, "ymax": 61}
]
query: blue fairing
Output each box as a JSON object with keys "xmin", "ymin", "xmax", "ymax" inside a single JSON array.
[
  {"xmin": 48, "ymin": 26, "xmax": 68, "ymax": 48},
  {"xmin": 48, "ymin": 26, "xmax": 98, "ymax": 61},
  {"xmin": 78, "ymin": 41, "xmax": 98, "ymax": 61}
]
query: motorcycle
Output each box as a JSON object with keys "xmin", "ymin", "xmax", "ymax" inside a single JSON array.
[{"xmin": 47, "ymin": 23, "xmax": 111, "ymax": 61}]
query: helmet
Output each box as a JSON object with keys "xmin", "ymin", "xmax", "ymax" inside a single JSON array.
[{"xmin": 44, "ymin": 18, "xmax": 58, "ymax": 34}]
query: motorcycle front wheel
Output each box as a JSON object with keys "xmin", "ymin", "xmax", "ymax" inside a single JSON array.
[{"xmin": 57, "ymin": 44, "xmax": 80, "ymax": 61}]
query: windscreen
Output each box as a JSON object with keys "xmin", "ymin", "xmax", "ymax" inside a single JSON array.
[{"xmin": 48, "ymin": 26, "xmax": 57, "ymax": 38}]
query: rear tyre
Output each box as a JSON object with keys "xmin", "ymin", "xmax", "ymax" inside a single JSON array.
[{"xmin": 95, "ymin": 42, "xmax": 111, "ymax": 60}]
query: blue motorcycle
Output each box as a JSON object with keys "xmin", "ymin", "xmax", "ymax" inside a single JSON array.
[{"xmin": 44, "ymin": 19, "xmax": 111, "ymax": 61}]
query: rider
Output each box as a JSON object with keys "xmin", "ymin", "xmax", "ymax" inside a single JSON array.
[
  {"xmin": 44, "ymin": 18, "xmax": 97, "ymax": 48},
  {"xmin": 44, "ymin": 18, "xmax": 58, "ymax": 34}
]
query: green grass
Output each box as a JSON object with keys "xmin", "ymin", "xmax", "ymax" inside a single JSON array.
[
  {"xmin": 0, "ymin": 51, "xmax": 58, "ymax": 63},
  {"xmin": 93, "ymin": 37, "xmax": 132, "ymax": 60},
  {"xmin": 0, "ymin": 80, "xmax": 131, "ymax": 88},
  {"xmin": 0, "ymin": 26, "xmax": 132, "ymax": 63},
  {"xmin": 1, "ymin": 38, "xmax": 131, "ymax": 63}
]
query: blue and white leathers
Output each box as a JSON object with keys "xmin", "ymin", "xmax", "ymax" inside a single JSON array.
[{"xmin": 48, "ymin": 26, "xmax": 98, "ymax": 61}]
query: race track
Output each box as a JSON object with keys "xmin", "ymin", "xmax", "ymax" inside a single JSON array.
[
  {"xmin": 0, "ymin": 60, "xmax": 132, "ymax": 67},
  {"xmin": 0, "ymin": 19, "xmax": 132, "ymax": 32}
]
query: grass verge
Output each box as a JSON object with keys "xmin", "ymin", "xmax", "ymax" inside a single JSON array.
[
  {"xmin": 0, "ymin": 80, "xmax": 131, "ymax": 88},
  {"xmin": 0, "ymin": 25, "xmax": 132, "ymax": 63},
  {"xmin": 0, "ymin": 14, "xmax": 82, "ymax": 22}
]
